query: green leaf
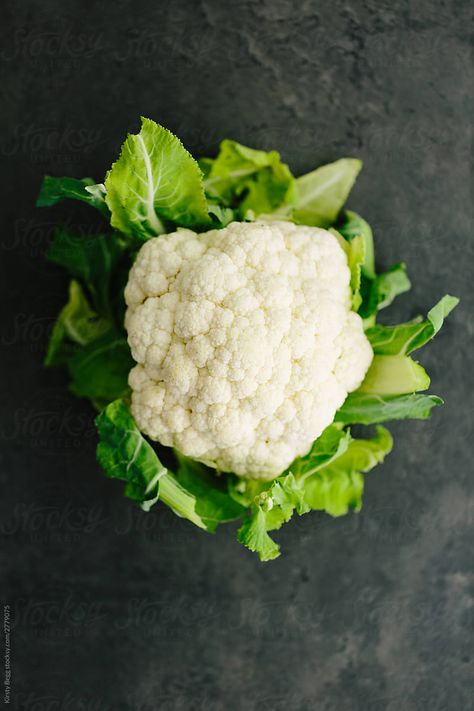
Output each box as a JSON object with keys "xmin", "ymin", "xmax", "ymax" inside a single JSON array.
[
  {"xmin": 290, "ymin": 424, "xmax": 351, "ymax": 479},
  {"xmin": 348, "ymin": 235, "xmax": 365, "ymax": 310},
  {"xmin": 358, "ymin": 354, "xmax": 430, "ymax": 395},
  {"xmin": 240, "ymin": 167, "xmax": 295, "ymax": 218},
  {"xmin": 335, "ymin": 392, "xmax": 443, "ymax": 424},
  {"xmin": 45, "ymin": 280, "xmax": 110, "ymax": 367},
  {"xmin": 303, "ymin": 469, "xmax": 364, "ymax": 516},
  {"xmin": 46, "ymin": 228, "xmax": 128, "ymax": 320},
  {"xmin": 227, "ymin": 476, "xmax": 268, "ymax": 508},
  {"xmin": 337, "ymin": 210, "xmax": 375, "ymax": 279},
  {"xmin": 333, "ymin": 230, "xmax": 365, "ymax": 311},
  {"xmin": 206, "ymin": 201, "xmax": 236, "ymax": 228},
  {"xmin": 260, "ymin": 476, "xmax": 305, "ymax": 533},
  {"xmin": 96, "ymin": 400, "xmax": 208, "ymax": 524},
  {"xmin": 174, "ymin": 453, "xmax": 245, "ymax": 532},
  {"xmin": 292, "ymin": 158, "xmax": 362, "ymax": 228},
  {"xmin": 272, "ymin": 473, "xmax": 310, "ymax": 515},
  {"xmin": 84, "ymin": 182, "xmax": 107, "ymax": 205},
  {"xmin": 303, "ymin": 427, "xmax": 392, "ymax": 516},
  {"xmin": 105, "ymin": 117, "xmax": 211, "ymax": 240},
  {"xmin": 37, "ymin": 176, "xmax": 110, "ymax": 217},
  {"xmin": 203, "ymin": 139, "xmax": 295, "ymax": 217},
  {"xmin": 44, "ymin": 229, "xmax": 133, "ymax": 408},
  {"xmin": 340, "ymin": 426, "xmax": 393, "ymax": 472},
  {"xmin": 359, "ymin": 263, "xmax": 411, "ymax": 318},
  {"xmin": 96, "ymin": 399, "xmax": 165, "ymax": 509},
  {"xmin": 237, "ymin": 507, "xmax": 280, "ymax": 562},
  {"xmin": 67, "ymin": 332, "xmax": 133, "ymax": 405},
  {"xmin": 233, "ymin": 471, "xmax": 303, "ymax": 560},
  {"xmin": 197, "ymin": 157, "xmax": 213, "ymax": 179},
  {"xmin": 232, "ymin": 424, "xmax": 352, "ymax": 543},
  {"xmin": 236, "ymin": 426, "xmax": 392, "ymax": 559},
  {"xmin": 366, "ymin": 295, "xmax": 460, "ymax": 355}
]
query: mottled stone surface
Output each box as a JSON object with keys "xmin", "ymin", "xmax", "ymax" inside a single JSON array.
[{"xmin": 1, "ymin": 1, "xmax": 472, "ymax": 709}]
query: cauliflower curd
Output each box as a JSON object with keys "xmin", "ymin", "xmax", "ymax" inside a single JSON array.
[{"xmin": 124, "ymin": 221, "xmax": 373, "ymax": 479}]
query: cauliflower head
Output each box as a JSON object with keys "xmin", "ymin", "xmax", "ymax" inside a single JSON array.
[{"xmin": 124, "ymin": 221, "xmax": 373, "ymax": 480}]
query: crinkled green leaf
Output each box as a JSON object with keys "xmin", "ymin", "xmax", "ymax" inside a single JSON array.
[
  {"xmin": 290, "ymin": 424, "xmax": 351, "ymax": 479},
  {"xmin": 197, "ymin": 157, "xmax": 213, "ymax": 179},
  {"xmin": 366, "ymin": 295, "xmax": 459, "ymax": 355},
  {"xmin": 96, "ymin": 400, "xmax": 207, "ymax": 524},
  {"xmin": 272, "ymin": 472, "xmax": 310, "ymax": 515},
  {"xmin": 240, "ymin": 168, "xmax": 295, "ymax": 218},
  {"xmin": 229, "ymin": 473, "xmax": 298, "ymax": 535},
  {"xmin": 46, "ymin": 228, "xmax": 128, "ymax": 320},
  {"xmin": 44, "ymin": 229, "xmax": 133, "ymax": 409},
  {"xmin": 262, "ymin": 499, "xmax": 295, "ymax": 532},
  {"xmin": 37, "ymin": 176, "xmax": 110, "ymax": 217},
  {"xmin": 337, "ymin": 210, "xmax": 375, "ymax": 279},
  {"xmin": 303, "ymin": 469, "xmax": 364, "ymax": 516},
  {"xmin": 292, "ymin": 158, "xmax": 362, "ymax": 227},
  {"xmin": 232, "ymin": 471, "xmax": 301, "ymax": 560},
  {"xmin": 105, "ymin": 117, "xmax": 211, "ymax": 240},
  {"xmin": 303, "ymin": 427, "xmax": 392, "ymax": 516},
  {"xmin": 174, "ymin": 453, "xmax": 245, "ymax": 532},
  {"xmin": 45, "ymin": 280, "xmax": 110, "ymax": 367},
  {"xmin": 230, "ymin": 424, "xmax": 351, "ymax": 538},
  {"xmin": 336, "ymin": 392, "xmax": 443, "ymax": 424},
  {"xmin": 96, "ymin": 399, "xmax": 165, "ymax": 509},
  {"xmin": 237, "ymin": 507, "xmax": 280, "ymax": 562},
  {"xmin": 358, "ymin": 354, "xmax": 430, "ymax": 395},
  {"xmin": 333, "ymin": 229, "xmax": 365, "ymax": 311},
  {"xmin": 68, "ymin": 332, "xmax": 133, "ymax": 405},
  {"xmin": 203, "ymin": 139, "xmax": 295, "ymax": 218},
  {"xmin": 236, "ymin": 426, "xmax": 391, "ymax": 559},
  {"xmin": 348, "ymin": 235, "xmax": 365, "ymax": 310},
  {"xmin": 227, "ymin": 476, "xmax": 269, "ymax": 508},
  {"xmin": 206, "ymin": 201, "xmax": 236, "ymax": 228},
  {"xmin": 359, "ymin": 263, "xmax": 411, "ymax": 318},
  {"xmin": 84, "ymin": 182, "xmax": 107, "ymax": 205},
  {"xmin": 337, "ymin": 426, "xmax": 393, "ymax": 473}
]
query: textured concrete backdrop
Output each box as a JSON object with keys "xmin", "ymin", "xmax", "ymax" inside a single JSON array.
[{"xmin": 1, "ymin": 1, "xmax": 472, "ymax": 709}]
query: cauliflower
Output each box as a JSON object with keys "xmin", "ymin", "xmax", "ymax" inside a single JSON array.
[
  {"xmin": 41, "ymin": 118, "xmax": 459, "ymax": 560},
  {"xmin": 124, "ymin": 220, "xmax": 373, "ymax": 479}
]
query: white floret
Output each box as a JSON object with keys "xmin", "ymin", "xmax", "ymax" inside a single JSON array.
[{"xmin": 125, "ymin": 221, "xmax": 373, "ymax": 480}]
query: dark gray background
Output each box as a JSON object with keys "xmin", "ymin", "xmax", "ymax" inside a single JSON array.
[{"xmin": 1, "ymin": 1, "xmax": 472, "ymax": 709}]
